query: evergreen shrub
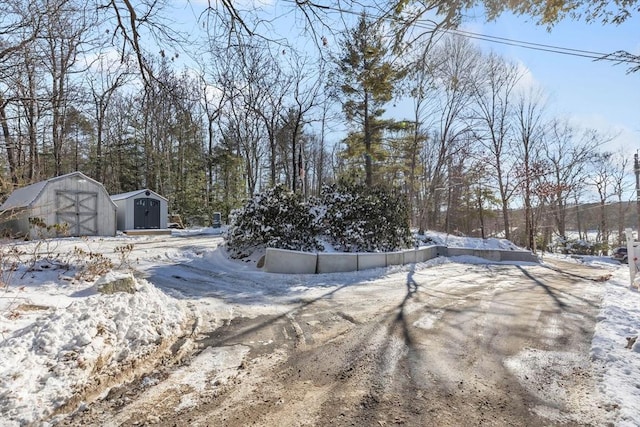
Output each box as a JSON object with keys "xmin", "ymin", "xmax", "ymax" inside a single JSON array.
[
  {"xmin": 319, "ymin": 182, "xmax": 412, "ymax": 252},
  {"xmin": 225, "ymin": 182, "xmax": 412, "ymax": 257},
  {"xmin": 225, "ymin": 185, "xmax": 322, "ymax": 258},
  {"xmin": 560, "ymin": 238, "xmax": 596, "ymax": 255}
]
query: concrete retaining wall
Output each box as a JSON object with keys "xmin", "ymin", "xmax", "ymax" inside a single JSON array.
[
  {"xmin": 444, "ymin": 247, "xmax": 539, "ymax": 263},
  {"xmin": 499, "ymin": 250, "xmax": 540, "ymax": 263},
  {"xmin": 263, "ymin": 245, "xmax": 538, "ymax": 274},
  {"xmin": 358, "ymin": 252, "xmax": 387, "ymax": 270},
  {"xmin": 422, "ymin": 246, "xmax": 447, "ymax": 261},
  {"xmin": 317, "ymin": 252, "xmax": 358, "ymax": 274},
  {"xmin": 446, "ymin": 248, "xmax": 501, "ymax": 261},
  {"xmin": 386, "ymin": 251, "xmax": 404, "ymax": 266},
  {"xmin": 264, "ymin": 248, "xmax": 317, "ymax": 274},
  {"xmin": 403, "ymin": 250, "xmax": 417, "ymax": 265}
]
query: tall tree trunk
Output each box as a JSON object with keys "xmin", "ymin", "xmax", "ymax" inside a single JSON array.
[
  {"xmin": 95, "ymin": 107, "xmax": 104, "ymax": 181},
  {"xmin": 26, "ymin": 64, "xmax": 39, "ymax": 181},
  {"xmin": 0, "ymin": 100, "xmax": 17, "ymax": 184},
  {"xmin": 363, "ymin": 92, "xmax": 372, "ymax": 187}
]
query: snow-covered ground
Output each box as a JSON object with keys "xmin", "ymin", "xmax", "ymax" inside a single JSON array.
[{"xmin": 0, "ymin": 229, "xmax": 638, "ymax": 426}]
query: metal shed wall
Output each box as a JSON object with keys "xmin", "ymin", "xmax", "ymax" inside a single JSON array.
[
  {"xmin": 113, "ymin": 199, "xmax": 127, "ymax": 231},
  {"xmin": 29, "ymin": 175, "xmax": 116, "ymax": 238},
  {"xmin": 0, "ymin": 173, "xmax": 116, "ymax": 239}
]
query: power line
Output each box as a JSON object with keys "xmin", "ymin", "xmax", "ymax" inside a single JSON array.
[
  {"xmin": 431, "ymin": 26, "xmax": 639, "ymax": 64},
  {"xmin": 400, "ymin": 13, "xmax": 640, "ymax": 64},
  {"xmin": 449, "ymin": 27, "xmax": 612, "ymax": 57},
  {"xmin": 284, "ymin": 0, "xmax": 640, "ymax": 65}
]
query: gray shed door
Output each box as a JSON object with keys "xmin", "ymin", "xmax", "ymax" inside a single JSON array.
[
  {"xmin": 134, "ymin": 198, "xmax": 160, "ymax": 229},
  {"xmin": 56, "ymin": 191, "xmax": 98, "ymax": 236}
]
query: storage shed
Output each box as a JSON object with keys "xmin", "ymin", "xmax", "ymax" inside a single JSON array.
[
  {"xmin": 110, "ymin": 189, "xmax": 168, "ymax": 231},
  {"xmin": 0, "ymin": 172, "xmax": 117, "ymax": 239}
]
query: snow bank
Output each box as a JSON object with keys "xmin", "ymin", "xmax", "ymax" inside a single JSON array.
[
  {"xmin": 421, "ymin": 231, "xmax": 520, "ymax": 250},
  {"xmin": 0, "ymin": 277, "xmax": 191, "ymax": 426},
  {"xmin": 591, "ymin": 268, "xmax": 640, "ymax": 427}
]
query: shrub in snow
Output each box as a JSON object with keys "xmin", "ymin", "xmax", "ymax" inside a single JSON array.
[
  {"xmin": 318, "ymin": 182, "xmax": 412, "ymax": 252},
  {"xmin": 417, "ymin": 233, "xmax": 439, "ymax": 246},
  {"xmin": 225, "ymin": 185, "xmax": 322, "ymax": 258},
  {"xmin": 558, "ymin": 238, "xmax": 596, "ymax": 255}
]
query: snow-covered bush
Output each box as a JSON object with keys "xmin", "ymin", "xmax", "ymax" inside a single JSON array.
[
  {"xmin": 225, "ymin": 183, "xmax": 412, "ymax": 257},
  {"xmin": 318, "ymin": 182, "xmax": 412, "ymax": 252},
  {"xmin": 560, "ymin": 238, "xmax": 596, "ymax": 255},
  {"xmin": 225, "ymin": 185, "xmax": 322, "ymax": 258}
]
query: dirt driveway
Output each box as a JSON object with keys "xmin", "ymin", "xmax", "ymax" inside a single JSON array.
[{"xmin": 61, "ymin": 242, "xmax": 616, "ymax": 426}]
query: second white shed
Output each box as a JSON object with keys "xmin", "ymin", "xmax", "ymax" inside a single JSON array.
[{"xmin": 111, "ymin": 189, "xmax": 168, "ymax": 231}]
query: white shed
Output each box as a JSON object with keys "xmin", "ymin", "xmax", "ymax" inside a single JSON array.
[
  {"xmin": 110, "ymin": 189, "xmax": 168, "ymax": 231},
  {"xmin": 0, "ymin": 172, "xmax": 117, "ymax": 239}
]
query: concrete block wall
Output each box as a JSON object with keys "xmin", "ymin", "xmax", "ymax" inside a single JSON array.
[
  {"xmin": 499, "ymin": 250, "xmax": 540, "ymax": 263},
  {"xmin": 444, "ymin": 247, "xmax": 539, "ymax": 263},
  {"xmin": 424, "ymin": 246, "xmax": 447, "ymax": 261},
  {"xmin": 386, "ymin": 251, "xmax": 404, "ymax": 266},
  {"xmin": 403, "ymin": 250, "xmax": 417, "ymax": 264},
  {"xmin": 264, "ymin": 248, "xmax": 318, "ymax": 274},
  {"xmin": 358, "ymin": 253, "xmax": 387, "ymax": 270},
  {"xmin": 317, "ymin": 252, "xmax": 358, "ymax": 273},
  {"xmin": 263, "ymin": 245, "xmax": 538, "ymax": 274},
  {"xmin": 447, "ymin": 248, "xmax": 501, "ymax": 261}
]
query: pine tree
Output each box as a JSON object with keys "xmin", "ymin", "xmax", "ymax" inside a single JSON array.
[{"xmin": 334, "ymin": 12, "xmax": 404, "ymax": 187}]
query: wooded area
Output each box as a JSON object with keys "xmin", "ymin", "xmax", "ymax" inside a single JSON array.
[{"xmin": 0, "ymin": 0, "xmax": 636, "ymax": 251}]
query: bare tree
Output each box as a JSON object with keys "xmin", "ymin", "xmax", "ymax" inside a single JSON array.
[
  {"xmin": 230, "ymin": 39, "xmax": 291, "ymax": 188},
  {"xmin": 39, "ymin": 0, "xmax": 97, "ymax": 176},
  {"xmin": 471, "ymin": 53, "xmax": 522, "ymax": 240},
  {"xmin": 541, "ymin": 119, "xmax": 603, "ymax": 240},
  {"xmin": 98, "ymin": 0, "xmax": 190, "ymax": 85},
  {"xmin": 199, "ymin": 67, "xmax": 230, "ymax": 212},
  {"xmin": 404, "ymin": 36, "xmax": 441, "ymax": 231},
  {"xmin": 609, "ymin": 150, "xmax": 633, "ymax": 245},
  {"xmin": 13, "ymin": 45, "xmax": 42, "ymax": 182},
  {"xmin": 0, "ymin": 0, "xmax": 46, "ymax": 184},
  {"xmin": 421, "ymin": 35, "xmax": 479, "ymax": 231},
  {"xmin": 86, "ymin": 53, "xmax": 132, "ymax": 182},
  {"xmin": 280, "ymin": 54, "xmax": 325, "ymax": 193},
  {"xmin": 514, "ymin": 86, "xmax": 547, "ymax": 251},
  {"xmin": 588, "ymin": 152, "xmax": 617, "ymax": 251}
]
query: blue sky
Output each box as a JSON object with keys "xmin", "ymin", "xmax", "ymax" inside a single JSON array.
[{"xmin": 464, "ymin": 10, "xmax": 640, "ymax": 155}]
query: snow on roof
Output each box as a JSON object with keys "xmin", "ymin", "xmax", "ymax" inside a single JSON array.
[
  {"xmin": 110, "ymin": 189, "xmax": 167, "ymax": 202},
  {"xmin": 0, "ymin": 172, "xmax": 100, "ymax": 211},
  {"xmin": 0, "ymin": 180, "xmax": 48, "ymax": 211}
]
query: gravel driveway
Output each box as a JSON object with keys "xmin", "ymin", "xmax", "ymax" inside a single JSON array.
[{"xmin": 60, "ymin": 239, "xmax": 616, "ymax": 426}]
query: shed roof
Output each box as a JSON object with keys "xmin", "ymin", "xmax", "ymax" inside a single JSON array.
[
  {"xmin": 0, "ymin": 172, "xmax": 108, "ymax": 210},
  {"xmin": 110, "ymin": 189, "xmax": 168, "ymax": 202}
]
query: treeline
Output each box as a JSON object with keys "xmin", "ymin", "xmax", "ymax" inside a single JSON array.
[{"xmin": 0, "ymin": 1, "xmax": 632, "ymax": 250}]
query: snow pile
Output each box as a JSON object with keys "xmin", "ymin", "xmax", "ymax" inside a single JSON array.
[
  {"xmin": 591, "ymin": 267, "xmax": 640, "ymax": 427},
  {"xmin": 0, "ymin": 274, "xmax": 191, "ymax": 426},
  {"xmin": 420, "ymin": 230, "xmax": 520, "ymax": 250}
]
